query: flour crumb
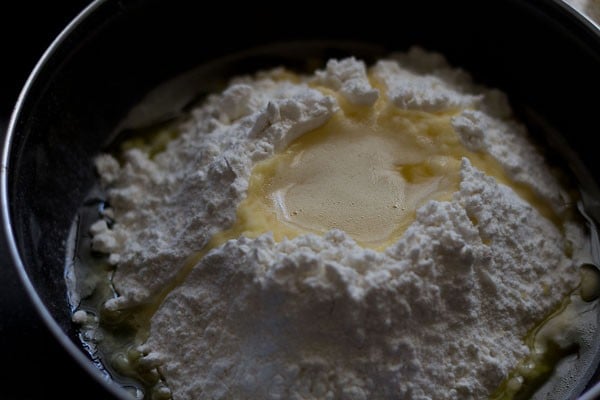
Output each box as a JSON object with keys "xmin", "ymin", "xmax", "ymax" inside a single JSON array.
[{"xmin": 313, "ymin": 57, "xmax": 379, "ymax": 105}]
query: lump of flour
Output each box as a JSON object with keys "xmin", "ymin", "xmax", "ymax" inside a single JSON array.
[
  {"xmin": 89, "ymin": 48, "xmax": 588, "ymax": 399},
  {"xmin": 93, "ymin": 78, "xmax": 337, "ymax": 310},
  {"xmin": 140, "ymin": 160, "xmax": 577, "ymax": 400}
]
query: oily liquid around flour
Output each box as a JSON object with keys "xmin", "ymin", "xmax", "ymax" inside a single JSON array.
[
  {"xmin": 65, "ymin": 122, "xmax": 184, "ymax": 399},
  {"xmin": 65, "ymin": 195, "xmax": 148, "ymax": 398},
  {"xmin": 66, "ymin": 67, "xmax": 600, "ymax": 400}
]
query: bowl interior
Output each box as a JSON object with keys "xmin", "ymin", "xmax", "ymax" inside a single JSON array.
[{"xmin": 4, "ymin": 0, "xmax": 600, "ymax": 398}]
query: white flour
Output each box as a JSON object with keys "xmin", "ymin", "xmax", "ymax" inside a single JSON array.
[{"xmin": 88, "ymin": 48, "xmax": 587, "ymax": 399}]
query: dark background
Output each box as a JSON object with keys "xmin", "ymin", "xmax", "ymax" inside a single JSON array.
[{"xmin": 0, "ymin": 2, "xmax": 115, "ymax": 399}]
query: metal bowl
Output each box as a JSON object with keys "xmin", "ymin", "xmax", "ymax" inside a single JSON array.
[{"xmin": 3, "ymin": 0, "xmax": 600, "ymax": 398}]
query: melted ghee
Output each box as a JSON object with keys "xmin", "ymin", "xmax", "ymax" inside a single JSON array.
[
  {"xmin": 212, "ymin": 72, "xmax": 558, "ymax": 251},
  {"xmin": 490, "ymin": 289, "xmax": 599, "ymax": 400}
]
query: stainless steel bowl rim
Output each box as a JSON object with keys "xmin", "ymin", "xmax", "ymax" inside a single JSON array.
[{"xmin": 0, "ymin": 0, "xmax": 128, "ymax": 398}]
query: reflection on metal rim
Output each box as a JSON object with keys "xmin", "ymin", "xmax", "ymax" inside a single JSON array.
[{"xmin": 0, "ymin": 0, "xmax": 129, "ymax": 399}]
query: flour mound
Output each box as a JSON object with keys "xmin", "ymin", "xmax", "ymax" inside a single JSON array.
[
  {"xmin": 91, "ymin": 48, "xmax": 585, "ymax": 399},
  {"xmin": 140, "ymin": 160, "xmax": 580, "ymax": 400}
]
